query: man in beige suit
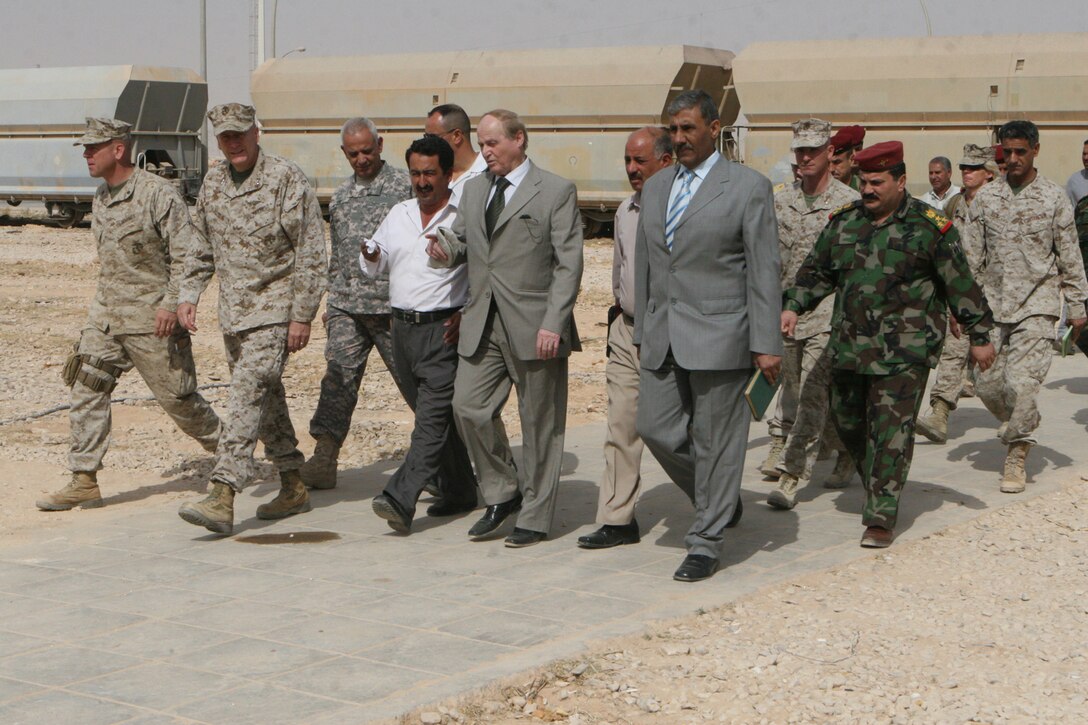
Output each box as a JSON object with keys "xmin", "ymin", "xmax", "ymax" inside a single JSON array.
[{"xmin": 428, "ymin": 109, "xmax": 584, "ymax": 548}]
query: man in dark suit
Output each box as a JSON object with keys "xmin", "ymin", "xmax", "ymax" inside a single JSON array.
[
  {"xmin": 428, "ymin": 109, "xmax": 584, "ymax": 548},
  {"xmin": 634, "ymin": 90, "xmax": 783, "ymax": 582}
]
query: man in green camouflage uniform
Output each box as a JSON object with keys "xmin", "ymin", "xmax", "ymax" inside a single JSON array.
[
  {"xmin": 783, "ymin": 141, "xmax": 995, "ymax": 547},
  {"xmin": 176, "ymin": 104, "xmax": 327, "ymax": 535},
  {"xmin": 38, "ymin": 118, "xmax": 221, "ymax": 512},
  {"xmin": 916, "ymin": 143, "xmax": 997, "ymax": 443},
  {"xmin": 300, "ymin": 117, "xmax": 412, "ymax": 490},
  {"xmin": 828, "ymin": 125, "xmax": 865, "ymax": 193},
  {"xmin": 971, "ymin": 120, "xmax": 1088, "ymax": 493},
  {"xmin": 765, "ymin": 119, "xmax": 859, "ymax": 511}
]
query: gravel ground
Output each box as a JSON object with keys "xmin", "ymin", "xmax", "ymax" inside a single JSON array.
[{"xmin": 397, "ymin": 479, "xmax": 1087, "ymax": 725}]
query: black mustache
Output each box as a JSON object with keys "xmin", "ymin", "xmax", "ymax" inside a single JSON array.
[{"xmin": 862, "ymin": 194, "xmax": 878, "ymax": 201}]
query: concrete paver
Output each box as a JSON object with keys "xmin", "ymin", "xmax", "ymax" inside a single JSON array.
[{"xmin": 0, "ymin": 356, "xmax": 1084, "ymax": 723}]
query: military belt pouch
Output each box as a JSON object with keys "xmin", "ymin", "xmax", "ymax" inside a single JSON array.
[{"xmin": 391, "ymin": 306, "xmax": 461, "ymax": 325}]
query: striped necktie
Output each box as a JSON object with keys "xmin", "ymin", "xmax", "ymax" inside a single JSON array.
[{"xmin": 665, "ymin": 169, "xmax": 693, "ymax": 251}]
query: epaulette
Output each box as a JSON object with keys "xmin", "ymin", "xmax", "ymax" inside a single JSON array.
[
  {"xmin": 919, "ymin": 204, "xmax": 953, "ymax": 234},
  {"xmin": 828, "ymin": 199, "xmax": 862, "ymax": 221}
]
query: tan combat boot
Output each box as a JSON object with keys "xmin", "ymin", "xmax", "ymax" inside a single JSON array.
[
  {"xmin": 767, "ymin": 473, "xmax": 801, "ymax": 510},
  {"xmin": 178, "ymin": 482, "xmax": 235, "ymax": 534},
  {"xmin": 257, "ymin": 470, "xmax": 312, "ymax": 520},
  {"xmin": 1000, "ymin": 442, "xmax": 1030, "ymax": 494},
  {"xmin": 759, "ymin": 435, "xmax": 786, "ymax": 479},
  {"xmin": 299, "ymin": 436, "xmax": 340, "ymax": 490},
  {"xmin": 36, "ymin": 472, "xmax": 103, "ymax": 511},
  {"xmin": 916, "ymin": 399, "xmax": 951, "ymax": 444},
  {"xmin": 824, "ymin": 452, "xmax": 855, "ymax": 489}
]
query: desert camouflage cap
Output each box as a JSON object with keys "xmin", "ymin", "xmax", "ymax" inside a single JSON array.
[
  {"xmin": 74, "ymin": 117, "xmax": 132, "ymax": 146},
  {"xmin": 790, "ymin": 118, "xmax": 832, "ymax": 150},
  {"xmin": 208, "ymin": 103, "xmax": 256, "ymax": 135},
  {"xmin": 959, "ymin": 143, "xmax": 995, "ymax": 167}
]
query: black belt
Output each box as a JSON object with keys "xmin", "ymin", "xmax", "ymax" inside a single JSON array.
[{"xmin": 391, "ymin": 306, "xmax": 461, "ymax": 324}]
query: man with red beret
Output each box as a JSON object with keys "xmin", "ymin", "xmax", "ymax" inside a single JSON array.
[
  {"xmin": 829, "ymin": 125, "xmax": 865, "ymax": 192},
  {"xmin": 783, "ymin": 141, "xmax": 996, "ymax": 548}
]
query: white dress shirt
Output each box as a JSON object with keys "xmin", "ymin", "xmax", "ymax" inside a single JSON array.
[
  {"xmin": 920, "ymin": 184, "xmax": 961, "ymax": 211},
  {"xmin": 449, "ymin": 153, "xmax": 488, "ymax": 206},
  {"xmin": 667, "ymin": 150, "xmax": 721, "ymax": 212},
  {"xmin": 360, "ymin": 197, "xmax": 468, "ymax": 312},
  {"xmin": 485, "ymin": 156, "xmax": 532, "ymax": 207}
]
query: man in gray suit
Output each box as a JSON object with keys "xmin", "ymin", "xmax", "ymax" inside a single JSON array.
[
  {"xmin": 427, "ymin": 109, "xmax": 584, "ymax": 548},
  {"xmin": 634, "ymin": 90, "xmax": 783, "ymax": 582}
]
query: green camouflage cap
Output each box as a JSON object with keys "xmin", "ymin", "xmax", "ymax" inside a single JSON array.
[
  {"xmin": 790, "ymin": 118, "xmax": 832, "ymax": 150},
  {"xmin": 208, "ymin": 103, "xmax": 256, "ymax": 135},
  {"xmin": 959, "ymin": 143, "xmax": 995, "ymax": 167},
  {"xmin": 74, "ymin": 117, "xmax": 132, "ymax": 146}
]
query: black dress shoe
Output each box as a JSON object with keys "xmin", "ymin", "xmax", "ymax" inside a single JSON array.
[
  {"xmin": 577, "ymin": 520, "xmax": 640, "ymax": 549},
  {"xmin": 673, "ymin": 554, "xmax": 719, "ymax": 582},
  {"xmin": 504, "ymin": 527, "xmax": 546, "ymax": 548},
  {"xmin": 726, "ymin": 498, "xmax": 743, "ymax": 528},
  {"xmin": 372, "ymin": 494, "xmax": 412, "ymax": 533},
  {"xmin": 426, "ymin": 496, "xmax": 478, "ymax": 517},
  {"xmin": 467, "ymin": 495, "xmax": 522, "ymax": 538}
]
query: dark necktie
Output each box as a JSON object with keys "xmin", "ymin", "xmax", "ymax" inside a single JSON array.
[{"xmin": 485, "ymin": 176, "xmax": 511, "ymax": 239}]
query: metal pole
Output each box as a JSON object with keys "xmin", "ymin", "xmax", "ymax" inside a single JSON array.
[
  {"xmin": 199, "ymin": 0, "xmax": 208, "ymax": 173},
  {"xmin": 271, "ymin": 0, "xmax": 277, "ymax": 59},
  {"xmin": 257, "ymin": 0, "xmax": 265, "ymax": 65}
]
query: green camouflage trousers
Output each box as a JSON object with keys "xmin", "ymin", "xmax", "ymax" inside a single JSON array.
[
  {"xmin": 68, "ymin": 327, "xmax": 220, "ymax": 472},
  {"xmin": 929, "ymin": 317, "xmax": 971, "ymax": 409},
  {"xmin": 309, "ymin": 308, "xmax": 405, "ymax": 445},
  {"xmin": 976, "ymin": 316, "xmax": 1055, "ymax": 445},
  {"xmin": 211, "ymin": 323, "xmax": 304, "ymax": 492},
  {"xmin": 776, "ymin": 332, "xmax": 846, "ymax": 480},
  {"xmin": 829, "ymin": 365, "xmax": 929, "ymax": 529}
]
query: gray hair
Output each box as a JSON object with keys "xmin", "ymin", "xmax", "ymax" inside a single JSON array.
[
  {"xmin": 930, "ymin": 156, "xmax": 952, "ymax": 172},
  {"xmin": 666, "ymin": 90, "xmax": 719, "ymax": 124},
  {"xmin": 341, "ymin": 117, "xmax": 379, "ymax": 143}
]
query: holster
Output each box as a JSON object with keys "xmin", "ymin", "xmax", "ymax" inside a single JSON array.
[
  {"xmin": 605, "ymin": 303, "xmax": 622, "ymax": 359},
  {"xmin": 62, "ymin": 342, "xmax": 122, "ymax": 393}
]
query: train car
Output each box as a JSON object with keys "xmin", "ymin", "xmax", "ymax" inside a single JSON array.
[
  {"xmin": 732, "ymin": 33, "xmax": 1088, "ymax": 196},
  {"xmin": 250, "ymin": 45, "xmax": 737, "ymax": 234},
  {"xmin": 0, "ymin": 65, "xmax": 208, "ymax": 226}
]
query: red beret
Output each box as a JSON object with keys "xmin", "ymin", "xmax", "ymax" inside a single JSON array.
[
  {"xmin": 992, "ymin": 144, "xmax": 1005, "ymax": 162},
  {"xmin": 830, "ymin": 125, "xmax": 866, "ymax": 152},
  {"xmin": 854, "ymin": 141, "xmax": 904, "ymax": 172}
]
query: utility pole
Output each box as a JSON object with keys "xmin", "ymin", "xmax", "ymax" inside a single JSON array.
[
  {"xmin": 256, "ymin": 0, "xmax": 265, "ymax": 67},
  {"xmin": 199, "ymin": 0, "xmax": 208, "ymax": 170}
]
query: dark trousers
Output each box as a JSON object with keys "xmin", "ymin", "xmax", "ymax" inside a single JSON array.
[
  {"xmin": 829, "ymin": 366, "xmax": 929, "ymax": 529},
  {"xmin": 384, "ymin": 316, "xmax": 477, "ymax": 517}
]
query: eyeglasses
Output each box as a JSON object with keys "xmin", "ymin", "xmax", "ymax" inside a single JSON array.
[{"xmin": 424, "ymin": 130, "xmax": 457, "ymax": 140}]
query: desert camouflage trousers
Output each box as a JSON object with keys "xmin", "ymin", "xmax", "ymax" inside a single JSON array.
[
  {"xmin": 976, "ymin": 315, "xmax": 1055, "ymax": 445},
  {"xmin": 775, "ymin": 332, "xmax": 845, "ymax": 479},
  {"xmin": 309, "ymin": 308, "xmax": 405, "ymax": 445},
  {"xmin": 211, "ymin": 323, "xmax": 304, "ymax": 491},
  {"xmin": 929, "ymin": 317, "xmax": 972, "ymax": 409},
  {"xmin": 68, "ymin": 327, "xmax": 220, "ymax": 472},
  {"xmin": 830, "ymin": 365, "xmax": 929, "ymax": 529}
]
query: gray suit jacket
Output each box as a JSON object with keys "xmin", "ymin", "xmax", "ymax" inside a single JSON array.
[
  {"xmin": 633, "ymin": 156, "xmax": 783, "ymax": 371},
  {"xmin": 443, "ymin": 160, "xmax": 584, "ymax": 360}
]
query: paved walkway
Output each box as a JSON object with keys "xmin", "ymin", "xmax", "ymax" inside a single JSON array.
[{"xmin": 1, "ymin": 357, "xmax": 1085, "ymax": 724}]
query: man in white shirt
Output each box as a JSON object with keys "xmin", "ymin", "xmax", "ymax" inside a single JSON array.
[
  {"xmin": 920, "ymin": 156, "xmax": 961, "ymax": 210},
  {"xmin": 425, "ymin": 103, "xmax": 487, "ymax": 206},
  {"xmin": 361, "ymin": 136, "xmax": 478, "ymax": 533},
  {"xmin": 1066, "ymin": 139, "xmax": 1088, "ymax": 205}
]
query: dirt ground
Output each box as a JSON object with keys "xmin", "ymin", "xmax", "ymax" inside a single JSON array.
[
  {"xmin": 0, "ymin": 209, "xmax": 613, "ymax": 543},
  {"xmin": 401, "ymin": 479, "xmax": 1088, "ymax": 725}
]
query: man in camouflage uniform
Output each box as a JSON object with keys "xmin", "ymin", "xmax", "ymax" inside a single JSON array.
[
  {"xmin": 916, "ymin": 143, "xmax": 997, "ymax": 443},
  {"xmin": 783, "ymin": 141, "xmax": 995, "ymax": 548},
  {"xmin": 828, "ymin": 125, "xmax": 865, "ymax": 193},
  {"xmin": 300, "ymin": 117, "xmax": 412, "ymax": 490},
  {"xmin": 1077, "ymin": 194, "xmax": 1088, "ymax": 356},
  {"xmin": 176, "ymin": 103, "xmax": 327, "ymax": 535},
  {"xmin": 765, "ymin": 119, "xmax": 860, "ymax": 511},
  {"xmin": 38, "ymin": 117, "xmax": 221, "ymax": 511},
  {"xmin": 972, "ymin": 120, "xmax": 1088, "ymax": 493}
]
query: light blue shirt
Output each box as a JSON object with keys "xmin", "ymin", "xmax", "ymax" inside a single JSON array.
[{"xmin": 667, "ymin": 150, "xmax": 721, "ymax": 213}]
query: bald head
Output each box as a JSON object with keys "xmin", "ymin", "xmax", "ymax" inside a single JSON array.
[{"xmin": 624, "ymin": 126, "xmax": 674, "ymax": 193}]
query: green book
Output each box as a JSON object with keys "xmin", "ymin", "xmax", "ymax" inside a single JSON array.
[
  {"xmin": 1060, "ymin": 325, "xmax": 1077, "ymax": 357},
  {"xmin": 745, "ymin": 368, "xmax": 780, "ymax": 421}
]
